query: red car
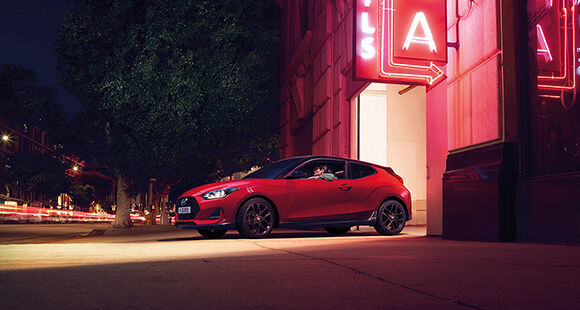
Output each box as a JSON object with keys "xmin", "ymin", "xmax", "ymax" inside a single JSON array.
[{"xmin": 175, "ymin": 156, "xmax": 411, "ymax": 238}]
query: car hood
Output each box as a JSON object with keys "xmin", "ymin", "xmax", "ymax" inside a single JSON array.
[{"xmin": 179, "ymin": 179, "xmax": 255, "ymax": 198}]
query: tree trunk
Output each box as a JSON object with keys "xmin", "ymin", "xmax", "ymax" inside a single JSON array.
[{"xmin": 112, "ymin": 174, "xmax": 133, "ymax": 228}]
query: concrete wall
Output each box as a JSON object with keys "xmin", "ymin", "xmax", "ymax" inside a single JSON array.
[
  {"xmin": 446, "ymin": 0, "xmax": 502, "ymax": 149},
  {"xmin": 386, "ymin": 84, "xmax": 427, "ymax": 225}
]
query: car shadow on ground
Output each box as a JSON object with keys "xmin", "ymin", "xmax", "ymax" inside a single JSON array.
[{"xmin": 156, "ymin": 229, "xmax": 419, "ymax": 242}]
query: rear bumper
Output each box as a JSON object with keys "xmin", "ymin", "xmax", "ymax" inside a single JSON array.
[{"xmin": 175, "ymin": 222, "xmax": 236, "ymax": 230}]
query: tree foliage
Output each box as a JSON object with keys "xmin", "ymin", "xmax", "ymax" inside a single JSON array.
[
  {"xmin": 0, "ymin": 65, "xmax": 68, "ymax": 143},
  {"xmin": 4, "ymin": 153, "xmax": 68, "ymax": 200},
  {"xmin": 57, "ymin": 0, "xmax": 280, "ymax": 198},
  {"xmin": 57, "ymin": 0, "xmax": 280, "ymax": 227},
  {"xmin": 0, "ymin": 65, "xmax": 74, "ymax": 204},
  {"xmin": 68, "ymin": 181, "xmax": 95, "ymax": 207}
]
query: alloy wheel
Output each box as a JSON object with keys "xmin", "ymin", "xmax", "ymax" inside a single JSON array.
[
  {"xmin": 374, "ymin": 200, "xmax": 406, "ymax": 235},
  {"xmin": 237, "ymin": 198, "xmax": 275, "ymax": 238}
]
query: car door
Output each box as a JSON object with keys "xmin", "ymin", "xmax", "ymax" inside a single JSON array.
[
  {"xmin": 347, "ymin": 162, "xmax": 380, "ymax": 217},
  {"xmin": 285, "ymin": 159, "xmax": 354, "ymax": 221}
]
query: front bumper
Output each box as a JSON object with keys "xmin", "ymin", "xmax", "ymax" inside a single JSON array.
[{"xmin": 174, "ymin": 195, "xmax": 234, "ymax": 229}]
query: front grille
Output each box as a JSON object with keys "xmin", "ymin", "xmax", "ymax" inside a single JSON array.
[{"xmin": 175, "ymin": 197, "xmax": 200, "ymax": 221}]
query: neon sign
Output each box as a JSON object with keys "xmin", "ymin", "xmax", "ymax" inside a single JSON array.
[
  {"xmin": 354, "ymin": 0, "xmax": 447, "ymax": 88},
  {"xmin": 360, "ymin": 0, "xmax": 377, "ymax": 59},
  {"xmin": 535, "ymin": 0, "xmax": 577, "ymax": 102},
  {"xmin": 402, "ymin": 12, "xmax": 438, "ymax": 53},
  {"xmin": 536, "ymin": 25, "xmax": 554, "ymax": 63}
]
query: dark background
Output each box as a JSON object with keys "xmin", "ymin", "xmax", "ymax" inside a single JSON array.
[{"xmin": 1, "ymin": 0, "xmax": 80, "ymax": 116}]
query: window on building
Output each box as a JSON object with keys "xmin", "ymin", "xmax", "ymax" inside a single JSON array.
[{"xmin": 527, "ymin": 0, "xmax": 580, "ymax": 176}]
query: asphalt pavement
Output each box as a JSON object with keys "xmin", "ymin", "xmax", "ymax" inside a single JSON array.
[{"xmin": 0, "ymin": 224, "xmax": 579, "ymax": 309}]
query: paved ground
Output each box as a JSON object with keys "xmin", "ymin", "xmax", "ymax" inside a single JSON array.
[
  {"xmin": 0, "ymin": 223, "xmax": 111, "ymax": 244},
  {"xmin": 0, "ymin": 224, "xmax": 579, "ymax": 309}
]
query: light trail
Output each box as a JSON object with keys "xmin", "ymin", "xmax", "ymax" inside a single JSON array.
[{"xmin": 0, "ymin": 204, "xmax": 146, "ymax": 223}]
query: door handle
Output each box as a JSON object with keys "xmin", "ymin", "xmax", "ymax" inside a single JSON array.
[{"xmin": 338, "ymin": 184, "xmax": 351, "ymax": 191}]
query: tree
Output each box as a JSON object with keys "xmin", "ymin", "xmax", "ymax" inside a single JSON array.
[
  {"xmin": 0, "ymin": 65, "xmax": 68, "ymax": 143},
  {"xmin": 68, "ymin": 181, "xmax": 95, "ymax": 208},
  {"xmin": 57, "ymin": 0, "xmax": 280, "ymax": 227},
  {"xmin": 4, "ymin": 153, "xmax": 68, "ymax": 203},
  {"xmin": 0, "ymin": 65, "xmax": 70, "ymax": 203}
]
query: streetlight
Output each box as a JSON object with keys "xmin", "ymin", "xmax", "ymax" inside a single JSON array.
[
  {"xmin": 73, "ymin": 166, "xmax": 79, "ymax": 172},
  {"xmin": 2, "ymin": 135, "xmax": 9, "ymax": 142}
]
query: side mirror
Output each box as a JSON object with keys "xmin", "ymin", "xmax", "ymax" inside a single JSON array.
[{"xmin": 288, "ymin": 170, "xmax": 309, "ymax": 179}]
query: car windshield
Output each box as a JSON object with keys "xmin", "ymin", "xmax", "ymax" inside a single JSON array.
[{"xmin": 243, "ymin": 157, "xmax": 308, "ymax": 179}]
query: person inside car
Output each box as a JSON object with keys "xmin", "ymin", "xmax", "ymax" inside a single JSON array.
[{"xmin": 308, "ymin": 164, "xmax": 337, "ymax": 181}]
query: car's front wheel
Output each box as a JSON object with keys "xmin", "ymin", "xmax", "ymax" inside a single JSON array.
[
  {"xmin": 324, "ymin": 227, "xmax": 350, "ymax": 235},
  {"xmin": 374, "ymin": 199, "xmax": 406, "ymax": 235},
  {"xmin": 197, "ymin": 229, "xmax": 227, "ymax": 238},
  {"xmin": 237, "ymin": 198, "xmax": 275, "ymax": 238}
]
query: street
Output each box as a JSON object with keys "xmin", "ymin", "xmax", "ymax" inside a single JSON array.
[{"xmin": 1, "ymin": 224, "xmax": 579, "ymax": 309}]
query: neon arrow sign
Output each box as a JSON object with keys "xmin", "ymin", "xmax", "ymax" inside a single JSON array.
[
  {"xmin": 354, "ymin": 0, "xmax": 447, "ymax": 89},
  {"xmin": 381, "ymin": 0, "xmax": 446, "ymax": 88}
]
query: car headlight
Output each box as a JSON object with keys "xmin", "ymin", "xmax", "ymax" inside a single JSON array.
[{"xmin": 201, "ymin": 187, "xmax": 238, "ymax": 200}]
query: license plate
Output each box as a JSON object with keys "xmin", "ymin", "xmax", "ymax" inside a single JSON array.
[{"xmin": 178, "ymin": 206, "xmax": 191, "ymax": 214}]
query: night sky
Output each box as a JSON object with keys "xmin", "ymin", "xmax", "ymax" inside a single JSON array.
[{"xmin": 1, "ymin": 0, "xmax": 80, "ymax": 116}]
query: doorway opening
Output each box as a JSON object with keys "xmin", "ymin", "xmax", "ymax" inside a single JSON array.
[{"xmin": 354, "ymin": 83, "xmax": 427, "ymax": 226}]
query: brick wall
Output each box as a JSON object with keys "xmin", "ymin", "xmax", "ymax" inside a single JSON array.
[{"xmin": 279, "ymin": 0, "xmax": 365, "ymax": 159}]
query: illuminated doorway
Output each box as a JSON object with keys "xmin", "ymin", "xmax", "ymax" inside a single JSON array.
[{"xmin": 354, "ymin": 83, "xmax": 427, "ymax": 226}]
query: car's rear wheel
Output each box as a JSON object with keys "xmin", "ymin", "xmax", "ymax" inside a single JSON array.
[
  {"xmin": 237, "ymin": 198, "xmax": 275, "ymax": 238},
  {"xmin": 374, "ymin": 199, "xmax": 406, "ymax": 235},
  {"xmin": 324, "ymin": 227, "xmax": 350, "ymax": 235},
  {"xmin": 197, "ymin": 229, "xmax": 227, "ymax": 238}
]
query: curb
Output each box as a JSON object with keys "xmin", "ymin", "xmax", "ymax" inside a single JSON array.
[{"xmin": 94, "ymin": 225, "xmax": 179, "ymax": 236}]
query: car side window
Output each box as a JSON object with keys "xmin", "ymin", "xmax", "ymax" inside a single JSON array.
[
  {"xmin": 293, "ymin": 160, "xmax": 346, "ymax": 179},
  {"xmin": 349, "ymin": 162, "xmax": 377, "ymax": 179}
]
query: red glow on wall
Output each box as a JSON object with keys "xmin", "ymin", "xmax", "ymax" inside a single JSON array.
[{"xmin": 354, "ymin": 0, "xmax": 447, "ymax": 88}]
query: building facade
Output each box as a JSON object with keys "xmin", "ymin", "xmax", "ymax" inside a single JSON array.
[{"xmin": 276, "ymin": 0, "xmax": 580, "ymax": 242}]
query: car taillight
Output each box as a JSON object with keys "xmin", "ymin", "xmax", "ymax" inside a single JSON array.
[{"xmin": 385, "ymin": 167, "xmax": 404, "ymax": 185}]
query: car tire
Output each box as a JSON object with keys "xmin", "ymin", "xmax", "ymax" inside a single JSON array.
[
  {"xmin": 324, "ymin": 227, "xmax": 350, "ymax": 235},
  {"xmin": 374, "ymin": 199, "xmax": 406, "ymax": 235},
  {"xmin": 237, "ymin": 198, "xmax": 275, "ymax": 238},
  {"xmin": 197, "ymin": 229, "xmax": 227, "ymax": 238}
]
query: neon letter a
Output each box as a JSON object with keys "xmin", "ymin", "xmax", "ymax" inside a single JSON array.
[
  {"xmin": 536, "ymin": 24, "xmax": 553, "ymax": 62},
  {"xmin": 402, "ymin": 12, "xmax": 437, "ymax": 53}
]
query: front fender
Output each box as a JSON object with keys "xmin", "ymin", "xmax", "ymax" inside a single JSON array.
[{"xmin": 230, "ymin": 184, "xmax": 294, "ymax": 221}]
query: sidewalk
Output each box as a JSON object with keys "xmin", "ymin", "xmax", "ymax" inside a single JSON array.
[
  {"xmin": 98, "ymin": 223, "xmax": 179, "ymax": 236},
  {"xmin": 1, "ymin": 225, "xmax": 579, "ymax": 309}
]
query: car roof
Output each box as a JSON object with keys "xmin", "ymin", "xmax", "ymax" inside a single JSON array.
[{"xmin": 284, "ymin": 155, "xmax": 388, "ymax": 169}]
